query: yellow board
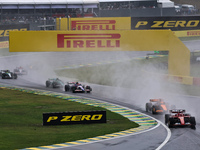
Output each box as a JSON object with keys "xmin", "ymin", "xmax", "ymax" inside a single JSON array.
[
  {"xmin": 56, "ymin": 18, "xmax": 68, "ymax": 30},
  {"xmin": 9, "ymin": 30, "xmax": 169, "ymax": 52},
  {"xmin": 57, "ymin": 17, "xmax": 131, "ymax": 31},
  {"xmin": 9, "ymin": 30, "xmax": 190, "ymax": 76}
]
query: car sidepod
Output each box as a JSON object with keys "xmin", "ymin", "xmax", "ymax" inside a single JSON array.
[{"xmin": 2, "ymin": 72, "xmax": 17, "ymax": 79}]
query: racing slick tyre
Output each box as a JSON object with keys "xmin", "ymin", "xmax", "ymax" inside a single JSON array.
[
  {"xmin": 46, "ymin": 81, "xmax": 50, "ymax": 87},
  {"xmin": 65, "ymin": 85, "xmax": 70, "ymax": 91},
  {"xmin": 190, "ymin": 117, "xmax": 196, "ymax": 129},
  {"xmin": 146, "ymin": 103, "xmax": 152, "ymax": 112},
  {"xmin": 168, "ymin": 118, "xmax": 174, "ymax": 128},
  {"xmin": 152, "ymin": 106, "xmax": 156, "ymax": 114},
  {"xmin": 165, "ymin": 114, "xmax": 170, "ymax": 124},
  {"xmin": 86, "ymin": 86, "xmax": 91, "ymax": 93},
  {"xmin": 52, "ymin": 83, "xmax": 57, "ymax": 88},
  {"xmin": 72, "ymin": 87, "xmax": 76, "ymax": 93},
  {"xmin": 145, "ymin": 103, "xmax": 149, "ymax": 112},
  {"xmin": 13, "ymin": 74, "xmax": 17, "ymax": 79}
]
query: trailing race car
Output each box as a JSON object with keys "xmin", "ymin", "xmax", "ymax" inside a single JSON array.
[
  {"xmin": 145, "ymin": 99, "xmax": 175, "ymax": 114},
  {"xmin": 13, "ymin": 67, "xmax": 28, "ymax": 75},
  {"xmin": 0, "ymin": 70, "xmax": 17, "ymax": 79},
  {"xmin": 65, "ymin": 82, "xmax": 92, "ymax": 93},
  {"xmin": 46, "ymin": 78, "xmax": 65, "ymax": 88},
  {"xmin": 165, "ymin": 109, "xmax": 196, "ymax": 129}
]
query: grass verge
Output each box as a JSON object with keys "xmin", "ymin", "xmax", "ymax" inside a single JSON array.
[
  {"xmin": 0, "ymin": 88, "xmax": 139, "ymax": 150},
  {"xmin": 56, "ymin": 56, "xmax": 200, "ymax": 97}
]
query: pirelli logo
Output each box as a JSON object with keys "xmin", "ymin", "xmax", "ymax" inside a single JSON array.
[
  {"xmin": 43, "ymin": 111, "xmax": 106, "ymax": 126},
  {"xmin": 187, "ymin": 31, "xmax": 200, "ymax": 36},
  {"xmin": 71, "ymin": 20, "xmax": 116, "ymax": 30},
  {"xmin": 57, "ymin": 34, "xmax": 121, "ymax": 48}
]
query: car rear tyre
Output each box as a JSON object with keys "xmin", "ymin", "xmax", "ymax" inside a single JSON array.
[
  {"xmin": 52, "ymin": 83, "xmax": 57, "ymax": 88},
  {"xmin": 46, "ymin": 81, "xmax": 50, "ymax": 87},
  {"xmin": 165, "ymin": 114, "xmax": 170, "ymax": 124},
  {"xmin": 72, "ymin": 87, "xmax": 76, "ymax": 93},
  {"xmin": 65, "ymin": 85, "xmax": 70, "ymax": 91},
  {"xmin": 152, "ymin": 106, "xmax": 156, "ymax": 114},
  {"xmin": 145, "ymin": 103, "xmax": 149, "ymax": 112},
  {"xmin": 13, "ymin": 74, "xmax": 17, "ymax": 79},
  {"xmin": 190, "ymin": 117, "xmax": 196, "ymax": 129},
  {"xmin": 168, "ymin": 118, "xmax": 174, "ymax": 128}
]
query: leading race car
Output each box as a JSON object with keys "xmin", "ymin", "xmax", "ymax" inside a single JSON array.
[
  {"xmin": 145, "ymin": 98, "xmax": 175, "ymax": 114},
  {"xmin": 0, "ymin": 70, "xmax": 17, "ymax": 79},
  {"xmin": 46, "ymin": 78, "xmax": 65, "ymax": 88},
  {"xmin": 13, "ymin": 67, "xmax": 28, "ymax": 75},
  {"xmin": 65, "ymin": 82, "xmax": 92, "ymax": 93},
  {"xmin": 165, "ymin": 109, "xmax": 196, "ymax": 129}
]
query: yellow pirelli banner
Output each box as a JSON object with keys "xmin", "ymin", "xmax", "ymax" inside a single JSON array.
[
  {"xmin": 9, "ymin": 30, "xmax": 190, "ymax": 76},
  {"xmin": 56, "ymin": 17, "xmax": 131, "ymax": 30},
  {"xmin": 9, "ymin": 30, "xmax": 169, "ymax": 52}
]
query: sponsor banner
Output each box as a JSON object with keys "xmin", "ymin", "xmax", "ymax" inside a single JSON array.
[
  {"xmin": 43, "ymin": 110, "xmax": 106, "ymax": 126},
  {"xmin": 57, "ymin": 17, "xmax": 130, "ymax": 31},
  {"xmin": 131, "ymin": 16, "xmax": 200, "ymax": 31},
  {"xmin": 167, "ymin": 75, "xmax": 193, "ymax": 85},
  {"xmin": 70, "ymin": 17, "xmax": 130, "ymax": 30},
  {"xmin": 174, "ymin": 30, "xmax": 200, "ymax": 37},
  {"xmin": 0, "ymin": 41, "xmax": 9, "ymax": 48},
  {"xmin": 9, "ymin": 30, "xmax": 169, "ymax": 52},
  {"xmin": 9, "ymin": 30, "xmax": 190, "ymax": 76},
  {"xmin": 0, "ymin": 24, "xmax": 29, "ymax": 41}
]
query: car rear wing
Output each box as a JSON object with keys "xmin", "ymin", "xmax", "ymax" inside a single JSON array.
[
  {"xmin": 150, "ymin": 99, "xmax": 163, "ymax": 102},
  {"xmin": 170, "ymin": 109, "xmax": 185, "ymax": 113}
]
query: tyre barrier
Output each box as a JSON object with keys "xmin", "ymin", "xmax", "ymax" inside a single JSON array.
[{"xmin": 0, "ymin": 84, "xmax": 158, "ymax": 150}]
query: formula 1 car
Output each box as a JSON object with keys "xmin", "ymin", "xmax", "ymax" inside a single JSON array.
[
  {"xmin": 0, "ymin": 70, "xmax": 17, "ymax": 79},
  {"xmin": 165, "ymin": 109, "xmax": 196, "ymax": 129},
  {"xmin": 65, "ymin": 82, "xmax": 92, "ymax": 93},
  {"xmin": 145, "ymin": 99, "xmax": 174, "ymax": 114},
  {"xmin": 46, "ymin": 78, "xmax": 65, "ymax": 88},
  {"xmin": 13, "ymin": 67, "xmax": 28, "ymax": 75}
]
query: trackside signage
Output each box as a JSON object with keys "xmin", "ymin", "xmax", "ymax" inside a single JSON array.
[
  {"xmin": 71, "ymin": 20, "xmax": 116, "ymax": 30},
  {"xmin": 69, "ymin": 17, "xmax": 131, "ymax": 30},
  {"xmin": 9, "ymin": 30, "xmax": 170, "ymax": 52},
  {"xmin": 57, "ymin": 34, "xmax": 121, "ymax": 48},
  {"xmin": 43, "ymin": 111, "xmax": 106, "ymax": 126},
  {"xmin": 0, "ymin": 24, "xmax": 29, "ymax": 41},
  {"xmin": 131, "ymin": 16, "xmax": 200, "ymax": 31}
]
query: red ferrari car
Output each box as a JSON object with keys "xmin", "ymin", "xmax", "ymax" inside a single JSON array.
[{"xmin": 165, "ymin": 109, "xmax": 196, "ymax": 129}]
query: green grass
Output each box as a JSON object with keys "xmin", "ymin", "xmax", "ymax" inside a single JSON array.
[
  {"xmin": 56, "ymin": 55, "xmax": 200, "ymax": 97},
  {"xmin": 56, "ymin": 56, "xmax": 168, "ymax": 87},
  {"xmin": 0, "ymin": 88, "xmax": 139, "ymax": 150},
  {"xmin": 179, "ymin": 36, "xmax": 200, "ymax": 41}
]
